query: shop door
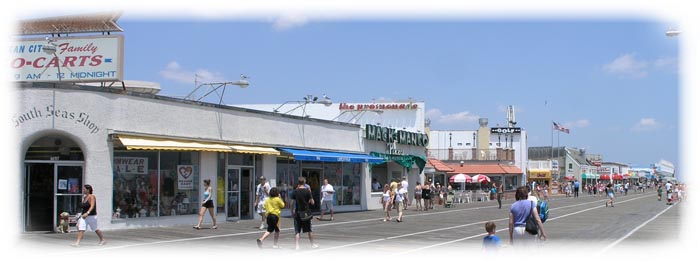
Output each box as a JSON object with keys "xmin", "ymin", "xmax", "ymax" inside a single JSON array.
[
  {"xmin": 25, "ymin": 163, "xmax": 54, "ymax": 232},
  {"xmin": 240, "ymin": 168, "xmax": 253, "ymax": 219},
  {"xmin": 302, "ymin": 168, "xmax": 322, "ymax": 211},
  {"xmin": 226, "ymin": 168, "xmax": 240, "ymax": 220},
  {"xmin": 55, "ymin": 165, "xmax": 83, "ymax": 231},
  {"xmin": 24, "ymin": 162, "xmax": 83, "ymax": 232}
]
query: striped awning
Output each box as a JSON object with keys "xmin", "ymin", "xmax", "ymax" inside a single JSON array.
[{"xmin": 117, "ymin": 135, "xmax": 279, "ymax": 155}]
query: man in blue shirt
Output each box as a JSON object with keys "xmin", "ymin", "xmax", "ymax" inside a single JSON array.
[{"xmin": 574, "ymin": 180, "xmax": 580, "ymax": 198}]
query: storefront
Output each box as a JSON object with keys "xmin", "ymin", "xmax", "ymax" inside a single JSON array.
[
  {"xmin": 275, "ymin": 148, "xmax": 384, "ymax": 215},
  {"xmin": 16, "ymin": 84, "xmax": 372, "ymax": 232},
  {"xmin": 527, "ymin": 170, "xmax": 552, "ymax": 193},
  {"xmin": 363, "ymin": 124, "xmax": 428, "ymax": 210}
]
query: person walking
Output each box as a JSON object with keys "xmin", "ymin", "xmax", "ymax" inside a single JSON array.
[
  {"xmin": 254, "ymin": 176, "xmax": 271, "ymax": 230},
  {"xmin": 496, "ymin": 181, "xmax": 505, "ymax": 209},
  {"xmin": 605, "ymin": 183, "xmax": 615, "ymax": 207},
  {"xmin": 381, "ymin": 184, "xmax": 393, "ymax": 222},
  {"xmin": 194, "ymin": 179, "xmax": 217, "ymax": 229},
  {"xmin": 574, "ymin": 179, "xmax": 580, "ymax": 198},
  {"xmin": 72, "ymin": 184, "xmax": 106, "ymax": 247},
  {"xmin": 414, "ymin": 181, "xmax": 423, "ymax": 211},
  {"xmin": 256, "ymin": 187, "xmax": 285, "ymax": 249},
  {"xmin": 291, "ymin": 178, "xmax": 318, "ymax": 250},
  {"xmin": 422, "ymin": 181, "xmax": 431, "ymax": 211},
  {"xmin": 401, "ymin": 176, "xmax": 410, "ymax": 210},
  {"xmin": 317, "ymin": 178, "xmax": 334, "ymax": 221},
  {"xmin": 509, "ymin": 186, "xmax": 547, "ymax": 248},
  {"xmin": 394, "ymin": 182, "xmax": 405, "ymax": 222},
  {"xmin": 482, "ymin": 221, "xmax": 502, "ymax": 253}
]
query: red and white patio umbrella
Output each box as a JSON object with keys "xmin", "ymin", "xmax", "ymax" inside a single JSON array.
[
  {"xmin": 471, "ymin": 174, "xmax": 491, "ymax": 183},
  {"xmin": 449, "ymin": 173, "xmax": 472, "ymax": 190},
  {"xmin": 449, "ymin": 173, "xmax": 472, "ymax": 183}
]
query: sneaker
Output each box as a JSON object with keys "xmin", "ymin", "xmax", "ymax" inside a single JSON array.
[
  {"xmin": 256, "ymin": 239, "xmax": 263, "ymax": 249},
  {"xmin": 259, "ymin": 224, "xmax": 265, "ymax": 230},
  {"xmin": 272, "ymin": 245, "xmax": 282, "ymax": 249},
  {"xmin": 311, "ymin": 243, "xmax": 319, "ymax": 249},
  {"xmin": 70, "ymin": 243, "xmax": 80, "ymax": 247},
  {"xmin": 98, "ymin": 240, "xmax": 107, "ymax": 246}
]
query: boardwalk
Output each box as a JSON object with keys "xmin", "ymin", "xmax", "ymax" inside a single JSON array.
[{"xmin": 14, "ymin": 191, "xmax": 688, "ymax": 258}]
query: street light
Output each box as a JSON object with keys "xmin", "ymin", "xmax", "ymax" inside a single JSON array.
[
  {"xmin": 42, "ymin": 37, "xmax": 61, "ymax": 81},
  {"xmin": 273, "ymin": 94, "xmax": 332, "ymax": 117},
  {"xmin": 665, "ymin": 28, "xmax": 681, "ymax": 37},
  {"xmin": 184, "ymin": 74, "xmax": 250, "ymax": 104},
  {"xmin": 331, "ymin": 109, "xmax": 383, "ymax": 123}
]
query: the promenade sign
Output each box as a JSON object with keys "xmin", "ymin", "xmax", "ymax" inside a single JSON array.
[{"xmin": 10, "ymin": 35, "xmax": 124, "ymax": 82}]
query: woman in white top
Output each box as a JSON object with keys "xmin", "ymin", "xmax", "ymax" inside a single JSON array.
[
  {"xmin": 194, "ymin": 179, "xmax": 217, "ymax": 229},
  {"xmin": 394, "ymin": 182, "xmax": 404, "ymax": 222},
  {"xmin": 382, "ymin": 184, "xmax": 392, "ymax": 222}
]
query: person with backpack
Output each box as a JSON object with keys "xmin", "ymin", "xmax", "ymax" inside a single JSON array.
[{"xmin": 509, "ymin": 186, "xmax": 547, "ymax": 247}]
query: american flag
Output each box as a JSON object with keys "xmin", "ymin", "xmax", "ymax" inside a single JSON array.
[{"xmin": 552, "ymin": 121, "xmax": 570, "ymax": 134}]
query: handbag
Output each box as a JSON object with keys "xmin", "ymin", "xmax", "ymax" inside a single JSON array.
[
  {"xmin": 525, "ymin": 201, "xmax": 539, "ymax": 235},
  {"xmin": 298, "ymin": 209, "xmax": 313, "ymax": 221}
]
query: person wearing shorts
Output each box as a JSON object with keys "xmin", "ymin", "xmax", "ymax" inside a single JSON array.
[
  {"xmin": 606, "ymin": 183, "xmax": 615, "ymax": 207},
  {"xmin": 72, "ymin": 184, "xmax": 106, "ymax": 246}
]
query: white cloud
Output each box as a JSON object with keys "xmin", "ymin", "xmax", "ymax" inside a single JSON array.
[
  {"xmin": 426, "ymin": 109, "xmax": 479, "ymax": 127},
  {"xmin": 654, "ymin": 57, "xmax": 677, "ymax": 70},
  {"xmin": 272, "ymin": 14, "xmax": 309, "ymax": 31},
  {"xmin": 603, "ymin": 54, "xmax": 649, "ymax": 78},
  {"xmin": 159, "ymin": 61, "xmax": 223, "ymax": 84},
  {"xmin": 632, "ymin": 117, "xmax": 661, "ymax": 131},
  {"xmin": 603, "ymin": 54, "xmax": 678, "ymax": 78},
  {"xmin": 564, "ymin": 119, "xmax": 590, "ymax": 128}
]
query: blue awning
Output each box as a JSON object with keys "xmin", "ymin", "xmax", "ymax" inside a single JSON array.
[{"xmin": 278, "ymin": 148, "xmax": 385, "ymax": 163}]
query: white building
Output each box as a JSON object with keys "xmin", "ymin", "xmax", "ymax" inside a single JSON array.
[
  {"xmin": 427, "ymin": 118, "xmax": 527, "ymax": 191},
  {"xmin": 237, "ymin": 101, "xmax": 429, "ymax": 210},
  {"xmin": 16, "ymin": 83, "xmax": 390, "ymax": 232}
]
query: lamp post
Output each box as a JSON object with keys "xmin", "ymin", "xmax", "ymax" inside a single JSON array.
[
  {"xmin": 273, "ymin": 94, "xmax": 332, "ymax": 117},
  {"xmin": 449, "ymin": 132, "xmax": 452, "ymax": 148},
  {"xmin": 42, "ymin": 38, "xmax": 61, "ymax": 81},
  {"xmin": 185, "ymin": 74, "xmax": 250, "ymax": 105}
]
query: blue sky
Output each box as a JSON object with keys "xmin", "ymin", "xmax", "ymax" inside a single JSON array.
[
  {"xmin": 113, "ymin": 18, "xmax": 679, "ymax": 170},
  {"xmin": 4, "ymin": 2, "xmax": 691, "ymax": 180}
]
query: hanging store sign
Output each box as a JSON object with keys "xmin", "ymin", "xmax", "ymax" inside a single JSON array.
[
  {"xmin": 365, "ymin": 124, "xmax": 429, "ymax": 147},
  {"xmin": 339, "ymin": 102, "xmax": 418, "ymax": 111},
  {"xmin": 490, "ymin": 127, "xmax": 521, "ymax": 134},
  {"xmin": 114, "ymin": 157, "xmax": 148, "ymax": 175},
  {"xmin": 10, "ymin": 35, "xmax": 124, "ymax": 82},
  {"xmin": 177, "ymin": 165, "xmax": 194, "ymax": 190}
]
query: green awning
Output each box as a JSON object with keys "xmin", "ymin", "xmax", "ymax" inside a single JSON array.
[
  {"xmin": 370, "ymin": 152, "xmax": 426, "ymax": 173},
  {"xmin": 582, "ymin": 173, "xmax": 600, "ymax": 179}
]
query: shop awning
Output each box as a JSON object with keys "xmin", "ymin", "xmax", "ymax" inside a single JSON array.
[
  {"xmin": 370, "ymin": 152, "xmax": 427, "ymax": 173},
  {"xmin": 279, "ymin": 148, "xmax": 385, "ymax": 163},
  {"xmin": 117, "ymin": 135, "xmax": 280, "ymax": 155}
]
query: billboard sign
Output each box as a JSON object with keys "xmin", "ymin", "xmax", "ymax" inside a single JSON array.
[{"xmin": 10, "ymin": 35, "xmax": 124, "ymax": 82}]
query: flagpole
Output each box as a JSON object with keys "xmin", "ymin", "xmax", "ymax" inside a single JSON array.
[{"xmin": 557, "ymin": 130, "xmax": 560, "ymax": 181}]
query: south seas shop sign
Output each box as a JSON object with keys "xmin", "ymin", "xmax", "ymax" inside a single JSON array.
[
  {"xmin": 10, "ymin": 35, "xmax": 123, "ymax": 82},
  {"xmin": 365, "ymin": 124, "xmax": 429, "ymax": 147}
]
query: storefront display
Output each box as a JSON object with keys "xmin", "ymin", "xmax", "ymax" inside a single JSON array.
[{"xmin": 113, "ymin": 150, "xmax": 200, "ymax": 219}]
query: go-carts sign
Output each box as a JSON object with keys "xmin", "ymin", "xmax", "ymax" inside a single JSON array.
[{"xmin": 10, "ymin": 35, "xmax": 123, "ymax": 82}]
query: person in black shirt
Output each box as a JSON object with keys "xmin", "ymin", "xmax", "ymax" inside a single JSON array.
[{"xmin": 291, "ymin": 177, "xmax": 318, "ymax": 250}]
